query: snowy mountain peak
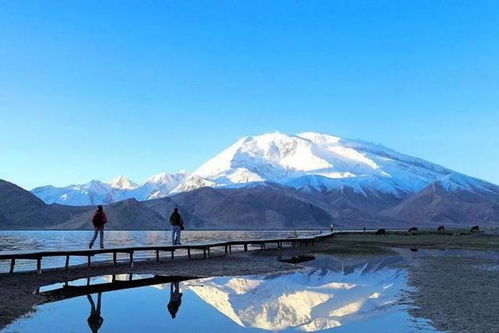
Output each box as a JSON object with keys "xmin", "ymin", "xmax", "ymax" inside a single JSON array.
[
  {"xmin": 107, "ymin": 176, "xmax": 138, "ymax": 190},
  {"xmin": 144, "ymin": 170, "xmax": 191, "ymax": 184},
  {"xmin": 176, "ymin": 131, "xmax": 463, "ymax": 195},
  {"xmin": 32, "ymin": 171, "xmax": 190, "ymax": 206},
  {"xmin": 30, "ymin": 131, "xmax": 498, "ymax": 206},
  {"xmin": 171, "ymin": 131, "xmax": 499, "ymax": 198}
]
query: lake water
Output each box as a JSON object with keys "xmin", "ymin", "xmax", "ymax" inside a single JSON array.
[
  {"xmin": 1, "ymin": 254, "xmax": 438, "ymax": 332},
  {"xmin": 0, "ymin": 230, "xmax": 321, "ymax": 273}
]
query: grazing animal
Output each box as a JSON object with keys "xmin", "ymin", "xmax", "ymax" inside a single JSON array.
[
  {"xmin": 375, "ymin": 228, "xmax": 386, "ymax": 235},
  {"xmin": 408, "ymin": 227, "xmax": 418, "ymax": 235},
  {"xmin": 437, "ymin": 226, "xmax": 445, "ymax": 233},
  {"xmin": 470, "ymin": 225, "xmax": 480, "ymax": 233}
]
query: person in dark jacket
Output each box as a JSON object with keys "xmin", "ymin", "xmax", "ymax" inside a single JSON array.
[
  {"xmin": 167, "ymin": 282, "xmax": 182, "ymax": 319},
  {"xmin": 169, "ymin": 208, "xmax": 184, "ymax": 245},
  {"xmin": 89, "ymin": 205, "xmax": 108, "ymax": 249}
]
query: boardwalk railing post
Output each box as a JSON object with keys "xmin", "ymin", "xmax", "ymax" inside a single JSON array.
[
  {"xmin": 37, "ymin": 258, "xmax": 42, "ymax": 274},
  {"xmin": 187, "ymin": 248, "xmax": 191, "ymax": 259},
  {"xmin": 9, "ymin": 259, "xmax": 15, "ymax": 274},
  {"xmin": 244, "ymin": 244, "xmax": 248, "ymax": 252},
  {"xmin": 113, "ymin": 252, "xmax": 117, "ymax": 265},
  {"xmin": 65, "ymin": 256, "xmax": 70, "ymax": 270},
  {"xmin": 171, "ymin": 250, "xmax": 174, "ymax": 261},
  {"xmin": 156, "ymin": 250, "xmax": 160, "ymax": 262},
  {"xmin": 87, "ymin": 256, "xmax": 91, "ymax": 269},
  {"xmin": 130, "ymin": 251, "xmax": 134, "ymax": 268}
]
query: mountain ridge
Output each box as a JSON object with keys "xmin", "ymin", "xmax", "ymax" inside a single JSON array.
[
  {"xmin": 2, "ymin": 131, "xmax": 498, "ymax": 229},
  {"xmin": 30, "ymin": 132, "xmax": 498, "ymax": 206}
]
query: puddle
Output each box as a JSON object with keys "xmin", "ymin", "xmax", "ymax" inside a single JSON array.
[{"xmin": 3, "ymin": 256, "xmax": 439, "ymax": 332}]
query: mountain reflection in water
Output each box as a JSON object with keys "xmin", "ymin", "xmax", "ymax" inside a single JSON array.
[
  {"xmin": 188, "ymin": 255, "xmax": 421, "ymax": 331},
  {"xmin": 2, "ymin": 256, "xmax": 437, "ymax": 332}
]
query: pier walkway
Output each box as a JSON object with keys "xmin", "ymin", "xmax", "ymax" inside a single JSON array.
[{"xmin": 0, "ymin": 232, "xmax": 334, "ymax": 274}]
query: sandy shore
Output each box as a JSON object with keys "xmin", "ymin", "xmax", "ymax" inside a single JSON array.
[
  {"xmin": 406, "ymin": 250, "xmax": 499, "ymax": 333},
  {"xmin": 2, "ymin": 232, "xmax": 499, "ymax": 332}
]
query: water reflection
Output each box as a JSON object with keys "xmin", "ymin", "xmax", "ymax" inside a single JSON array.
[
  {"xmin": 2, "ymin": 256, "xmax": 437, "ymax": 332},
  {"xmin": 167, "ymin": 282, "xmax": 183, "ymax": 319},
  {"xmin": 87, "ymin": 293, "xmax": 103, "ymax": 333},
  {"xmin": 188, "ymin": 256, "xmax": 417, "ymax": 331}
]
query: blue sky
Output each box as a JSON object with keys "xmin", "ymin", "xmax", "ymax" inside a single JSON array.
[{"xmin": 1, "ymin": 0, "xmax": 498, "ymax": 189}]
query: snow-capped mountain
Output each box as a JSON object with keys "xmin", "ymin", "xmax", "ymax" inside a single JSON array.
[
  {"xmin": 31, "ymin": 171, "xmax": 189, "ymax": 206},
  {"xmin": 32, "ymin": 132, "xmax": 499, "ymax": 220},
  {"xmin": 173, "ymin": 131, "xmax": 497, "ymax": 197},
  {"xmin": 107, "ymin": 176, "xmax": 138, "ymax": 190}
]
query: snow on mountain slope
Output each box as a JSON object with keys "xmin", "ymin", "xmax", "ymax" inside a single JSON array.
[
  {"xmin": 187, "ymin": 256, "xmax": 411, "ymax": 331},
  {"xmin": 107, "ymin": 176, "xmax": 138, "ymax": 190},
  {"xmin": 32, "ymin": 171, "xmax": 189, "ymax": 205},
  {"xmin": 174, "ymin": 131, "xmax": 495, "ymax": 196},
  {"xmin": 31, "ymin": 131, "xmax": 498, "ymax": 206}
]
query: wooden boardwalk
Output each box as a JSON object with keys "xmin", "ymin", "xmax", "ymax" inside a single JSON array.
[{"xmin": 0, "ymin": 232, "xmax": 334, "ymax": 274}]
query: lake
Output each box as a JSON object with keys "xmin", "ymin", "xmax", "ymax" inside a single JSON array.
[{"xmin": 1, "ymin": 253, "xmax": 438, "ymax": 332}]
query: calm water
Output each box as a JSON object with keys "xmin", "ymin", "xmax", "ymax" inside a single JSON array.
[
  {"xmin": 0, "ymin": 230, "xmax": 320, "ymax": 273},
  {"xmin": 1, "ymin": 255, "xmax": 438, "ymax": 332}
]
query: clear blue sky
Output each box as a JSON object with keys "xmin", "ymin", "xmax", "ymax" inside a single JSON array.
[{"xmin": 1, "ymin": 0, "xmax": 498, "ymax": 189}]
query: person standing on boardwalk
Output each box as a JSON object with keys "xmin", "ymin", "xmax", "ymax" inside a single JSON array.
[
  {"xmin": 89, "ymin": 205, "xmax": 108, "ymax": 249},
  {"xmin": 170, "ymin": 207, "xmax": 184, "ymax": 245}
]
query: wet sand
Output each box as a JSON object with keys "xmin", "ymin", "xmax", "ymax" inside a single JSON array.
[{"xmin": 406, "ymin": 251, "xmax": 499, "ymax": 333}]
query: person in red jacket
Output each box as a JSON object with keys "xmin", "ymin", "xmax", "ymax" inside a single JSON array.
[{"xmin": 89, "ymin": 205, "xmax": 108, "ymax": 249}]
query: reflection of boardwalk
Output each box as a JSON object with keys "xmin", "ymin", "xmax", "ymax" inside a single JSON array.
[{"xmin": 38, "ymin": 275, "xmax": 193, "ymax": 304}]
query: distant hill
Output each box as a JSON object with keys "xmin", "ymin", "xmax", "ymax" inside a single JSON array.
[
  {"xmin": 2, "ymin": 176, "xmax": 498, "ymax": 230},
  {"xmin": 0, "ymin": 179, "xmax": 165, "ymax": 230}
]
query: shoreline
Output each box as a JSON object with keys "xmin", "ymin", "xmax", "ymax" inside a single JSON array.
[{"xmin": 1, "ymin": 233, "xmax": 499, "ymax": 332}]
